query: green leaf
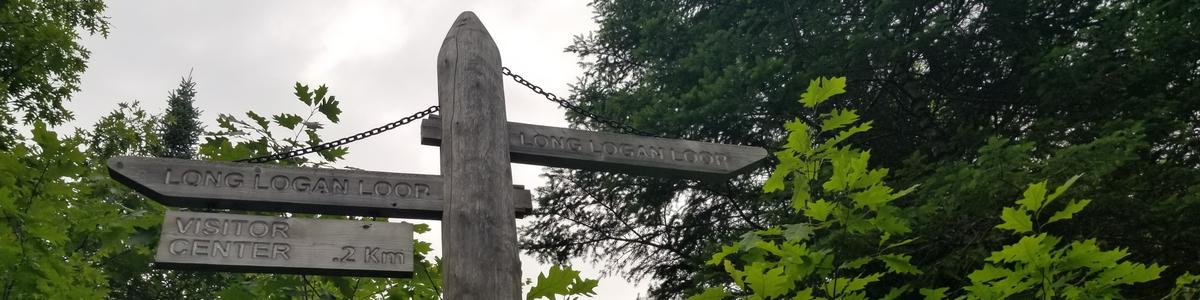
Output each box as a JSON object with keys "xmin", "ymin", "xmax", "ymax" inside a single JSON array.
[
  {"xmin": 318, "ymin": 146, "xmax": 349, "ymax": 162},
  {"xmin": 317, "ymin": 95, "xmax": 342, "ymax": 123},
  {"xmin": 784, "ymin": 120, "xmax": 812, "ymax": 152},
  {"xmin": 313, "ymin": 85, "xmax": 329, "ymax": 104},
  {"xmin": 820, "ymin": 108, "xmax": 859, "ymax": 132},
  {"xmin": 294, "ymin": 83, "xmax": 313, "ymax": 105},
  {"xmin": 918, "ymin": 287, "xmax": 948, "ymax": 300},
  {"xmin": 851, "ymin": 184, "xmax": 894, "ymax": 208},
  {"xmin": 1095, "ymin": 262, "xmax": 1165, "ymax": 286},
  {"xmin": 412, "ymin": 223, "xmax": 431, "ymax": 234},
  {"xmin": 724, "ymin": 260, "xmax": 746, "ymax": 288},
  {"xmin": 755, "ymin": 226, "xmax": 784, "ymax": 236},
  {"xmin": 305, "ymin": 129, "xmax": 322, "ymax": 146},
  {"xmin": 781, "ymin": 224, "xmax": 814, "ymax": 241},
  {"xmin": 967, "ymin": 264, "xmax": 1011, "ymax": 283},
  {"xmin": 987, "ymin": 233, "xmax": 1059, "ymax": 264},
  {"xmin": 823, "ymin": 273, "xmax": 882, "ymax": 295},
  {"xmin": 792, "ymin": 288, "xmax": 815, "ymax": 300},
  {"xmin": 527, "ymin": 264, "xmax": 587, "ymax": 300},
  {"xmin": 743, "ymin": 263, "xmax": 789, "ymax": 299},
  {"xmin": 1060, "ymin": 239, "xmax": 1123, "ymax": 271},
  {"xmin": 245, "ymin": 111, "xmax": 269, "ymax": 130},
  {"xmin": 707, "ymin": 245, "xmax": 740, "ymax": 266},
  {"xmin": 817, "ymin": 121, "xmax": 873, "ymax": 153},
  {"xmin": 1016, "ymin": 180, "xmax": 1048, "ymax": 211},
  {"xmin": 871, "ymin": 214, "xmax": 912, "ymax": 235},
  {"xmin": 1047, "ymin": 174, "xmax": 1082, "ymax": 202},
  {"xmin": 764, "ymin": 167, "xmax": 789, "ymax": 193},
  {"xmin": 803, "ymin": 199, "xmax": 835, "ymax": 222},
  {"xmin": 789, "ymin": 178, "xmax": 812, "ymax": 209},
  {"xmin": 1167, "ymin": 272, "xmax": 1200, "ymax": 299},
  {"xmin": 1046, "ymin": 199, "xmax": 1091, "ymax": 224},
  {"xmin": 567, "ymin": 277, "xmax": 599, "ymax": 296},
  {"xmin": 842, "ymin": 256, "xmax": 873, "ymax": 270},
  {"xmin": 688, "ymin": 287, "xmax": 727, "ymax": 300},
  {"xmin": 881, "ymin": 286, "xmax": 911, "ymax": 300},
  {"xmin": 272, "ymin": 114, "xmax": 302, "ymax": 130},
  {"xmin": 738, "ymin": 232, "xmax": 764, "ymax": 251},
  {"xmin": 996, "ymin": 207, "xmax": 1033, "ymax": 233},
  {"xmin": 878, "ymin": 254, "xmax": 922, "ymax": 275},
  {"xmin": 31, "ymin": 121, "xmax": 58, "ymax": 150},
  {"xmin": 800, "ymin": 76, "xmax": 847, "ymax": 107}
]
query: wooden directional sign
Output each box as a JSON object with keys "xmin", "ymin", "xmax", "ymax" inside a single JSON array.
[
  {"xmin": 421, "ymin": 116, "xmax": 769, "ymax": 180},
  {"xmin": 107, "ymin": 156, "xmax": 533, "ymax": 220},
  {"xmin": 154, "ymin": 210, "xmax": 412, "ymax": 277}
]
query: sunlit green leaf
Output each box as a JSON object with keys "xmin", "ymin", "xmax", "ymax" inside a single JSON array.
[
  {"xmin": 996, "ymin": 207, "xmax": 1032, "ymax": 233},
  {"xmin": 1016, "ymin": 181, "xmax": 1048, "ymax": 211},
  {"xmin": 1047, "ymin": 174, "xmax": 1083, "ymax": 202},
  {"xmin": 800, "ymin": 76, "xmax": 847, "ymax": 107},
  {"xmin": 821, "ymin": 108, "xmax": 859, "ymax": 132},
  {"xmin": 743, "ymin": 263, "xmax": 789, "ymax": 299},
  {"xmin": 781, "ymin": 224, "xmax": 815, "ymax": 241},
  {"xmin": 708, "ymin": 245, "xmax": 740, "ymax": 266},
  {"xmin": 1047, "ymin": 199, "xmax": 1091, "ymax": 224},
  {"xmin": 803, "ymin": 200, "xmax": 836, "ymax": 222}
]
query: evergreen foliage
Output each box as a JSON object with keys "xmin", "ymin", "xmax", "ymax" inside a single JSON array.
[
  {"xmin": 156, "ymin": 74, "xmax": 204, "ymax": 159},
  {"xmin": 524, "ymin": 0, "xmax": 1200, "ymax": 297}
]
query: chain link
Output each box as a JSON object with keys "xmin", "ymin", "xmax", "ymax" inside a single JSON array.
[
  {"xmin": 236, "ymin": 105, "xmax": 440, "ymax": 163},
  {"xmin": 502, "ymin": 67, "xmax": 654, "ymax": 137},
  {"xmin": 239, "ymin": 67, "xmax": 646, "ymax": 163}
]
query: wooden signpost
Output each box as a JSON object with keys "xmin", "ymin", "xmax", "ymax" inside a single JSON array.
[
  {"xmin": 107, "ymin": 10, "xmax": 775, "ymax": 299},
  {"xmin": 436, "ymin": 12, "xmax": 521, "ymax": 299},
  {"xmin": 155, "ymin": 211, "xmax": 413, "ymax": 277},
  {"xmin": 108, "ymin": 156, "xmax": 533, "ymax": 220},
  {"xmin": 421, "ymin": 115, "xmax": 769, "ymax": 180}
]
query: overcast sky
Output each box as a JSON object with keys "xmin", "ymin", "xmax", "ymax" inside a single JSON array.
[{"xmin": 65, "ymin": 1, "xmax": 648, "ymax": 298}]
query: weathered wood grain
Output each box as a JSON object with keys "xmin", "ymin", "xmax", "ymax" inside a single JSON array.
[
  {"xmin": 438, "ymin": 11, "xmax": 521, "ymax": 299},
  {"xmin": 107, "ymin": 156, "xmax": 532, "ymax": 219},
  {"xmin": 421, "ymin": 116, "xmax": 769, "ymax": 180},
  {"xmin": 154, "ymin": 210, "xmax": 412, "ymax": 277}
]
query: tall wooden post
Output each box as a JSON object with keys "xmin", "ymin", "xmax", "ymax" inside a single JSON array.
[{"xmin": 437, "ymin": 11, "xmax": 520, "ymax": 299}]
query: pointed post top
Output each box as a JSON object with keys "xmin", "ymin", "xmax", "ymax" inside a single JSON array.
[
  {"xmin": 454, "ymin": 11, "xmax": 480, "ymax": 26},
  {"xmin": 441, "ymin": 11, "xmax": 496, "ymax": 55}
]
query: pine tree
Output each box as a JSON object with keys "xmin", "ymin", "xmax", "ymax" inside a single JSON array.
[{"xmin": 156, "ymin": 74, "xmax": 203, "ymax": 159}]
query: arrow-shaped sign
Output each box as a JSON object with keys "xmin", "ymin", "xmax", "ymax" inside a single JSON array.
[
  {"xmin": 420, "ymin": 116, "xmax": 769, "ymax": 180},
  {"xmin": 108, "ymin": 156, "xmax": 532, "ymax": 220},
  {"xmin": 154, "ymin": 210, "xmax": 413, "ymax": 277}
]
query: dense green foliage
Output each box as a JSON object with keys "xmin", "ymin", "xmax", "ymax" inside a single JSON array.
[
  {"xmin": 523, "ymin": 0, "xmax": 1200, "ymax": 297},
  {"xmin": 0, "ymin": 0, "xmax": 109, "ymax": 147},
  {"xmin": 692, "ymin": 77, "xmax": 1180, "ymax": 299},
  {"xmin": 694, "ymin": 77, "xmax": 924, "ymax": 299},
  {"xmin": 0, "ymin": 120, "xmax": 154, "ymax": 299}
]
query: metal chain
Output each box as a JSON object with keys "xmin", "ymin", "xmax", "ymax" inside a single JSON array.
[
  {"xmin": 501, "ymin": 67, "xmax": 655, "ymax": 137},
  {"xmin": 240, "ymin": 67, "xmax": 644, "ymax": 163},
  {"xmin": 236, "ymin": 105, "xmax": 440, "ymax": 163}
]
